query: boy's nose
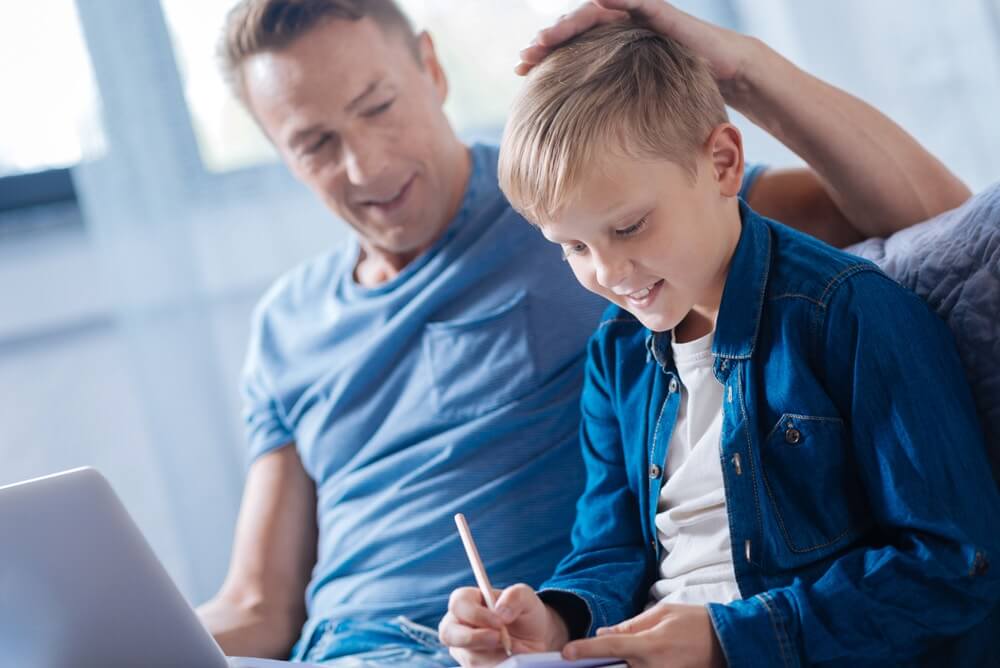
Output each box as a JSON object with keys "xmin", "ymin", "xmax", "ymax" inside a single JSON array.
[{"xmin": 593, "ymin": 253, "xmax": 632, "ymax": 291}]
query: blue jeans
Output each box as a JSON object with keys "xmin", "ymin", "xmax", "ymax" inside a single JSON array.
[{"xmin": 291, "ymin": 616, "xmax": 457, "ymax": 667}]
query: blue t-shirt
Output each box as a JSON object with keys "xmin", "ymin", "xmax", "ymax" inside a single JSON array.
[{"xmin": 240, "ymin": 144, "xmax": 608, "ymax": 640}]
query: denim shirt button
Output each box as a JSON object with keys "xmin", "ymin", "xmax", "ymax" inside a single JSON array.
[
  {"xmin": 785, "ymin": 428, "xmax": 802, "ymax": 445},
  {"xmin": 668, "ymin": 378, "xmax": 679, "ymax": 394},
  {"xmin": 649, "ymin": 464, "xmax": 663, "ymax": 480},
  {"xmin": 972, "ymin": 552, "xmax": 990, "ymax": 577}
]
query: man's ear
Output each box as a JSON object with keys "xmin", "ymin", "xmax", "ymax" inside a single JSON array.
[
  {"xmin": 704, "ymin": 123, "xmax": 744, "ymax": 198},
  {"xmin": 417, "ymin": 31, "xmax": 448, "ymax": 104}
]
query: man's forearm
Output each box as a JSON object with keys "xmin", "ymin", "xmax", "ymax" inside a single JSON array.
[
  {"xmin": 728, "ymin": 39, "xmax": 971, "ymax": 236},
  {"xmin": 197, "ymin": 594, "xmax": 304, "ymax": 659}
]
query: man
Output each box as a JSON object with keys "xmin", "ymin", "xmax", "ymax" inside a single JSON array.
[{"xmin": 196, "ymin": 0, "xmax": 970, "ymax": 665}]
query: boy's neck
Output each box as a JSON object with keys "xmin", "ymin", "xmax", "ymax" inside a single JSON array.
[{"xmin": 673, "ymin": 201, "xmax": 743, "ymax": 343}]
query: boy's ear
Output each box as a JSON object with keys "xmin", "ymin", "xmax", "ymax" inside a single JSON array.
[{"xmin": 705, "ymin": 123, "xmax": 744, "ymax": 198}]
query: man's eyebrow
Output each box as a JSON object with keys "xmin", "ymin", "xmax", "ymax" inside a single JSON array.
[
  {"xmin": 287, "ymin": 80, "xmax": 383, "ymax": 149},
  {"xmin": 345, "ymin": 80, "xmax": 380, "ymax": 114}
]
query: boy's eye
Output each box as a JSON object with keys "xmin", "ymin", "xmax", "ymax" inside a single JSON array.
[
  {"xmin": 304, "ymin": 134, "xmax": 331, "ymax": 155},
  {"xmin": 615, "ymin": 216, "xmax": 648, "ymax": 238},
  {"xmin": 561, "ymin": 242, "xmax": 588, "ymax": 260}
]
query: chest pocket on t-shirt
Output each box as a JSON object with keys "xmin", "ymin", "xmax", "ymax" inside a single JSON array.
[{"xmin": 421, "ymin": 290, "xmax": 538, "ymax": 419}]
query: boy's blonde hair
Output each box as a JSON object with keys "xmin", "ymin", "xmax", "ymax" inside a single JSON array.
[{"xmin": 499, "ymin": 23, "xmax": 728, "ymax": 224}]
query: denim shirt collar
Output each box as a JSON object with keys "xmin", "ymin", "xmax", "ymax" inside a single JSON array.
[
  {"xmin": 713, "ymin": 201, "xmax": 772, "ymax": 360},
  {"xmin": 645, "ymin": 200, "xmax": 771, "ymax": 366}
]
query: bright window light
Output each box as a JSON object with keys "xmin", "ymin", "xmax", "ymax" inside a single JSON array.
[
  {"xmin": 0, "ymin": 0, "xmax": 104, "ymax": 177},
  {"xmin": 159, "ymin": 0, "xmax": 577, "ymax": 173}
]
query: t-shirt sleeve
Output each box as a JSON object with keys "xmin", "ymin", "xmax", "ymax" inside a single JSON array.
[
  {"xmin": 739, "ymin": 162, "xmax": 768, "ymax": 202},
  {"xmin": 240, "ymin": 308, "xmax": 295, "ymax": 464}
]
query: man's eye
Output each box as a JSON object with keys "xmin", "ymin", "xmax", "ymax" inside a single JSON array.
[
  {"xmin": 616, "ymin": 216, "xmax": 648, "ymax": 238},
  {"xmin": 363, "ymin": 99, "xmax": 395, "ymax": 118}
]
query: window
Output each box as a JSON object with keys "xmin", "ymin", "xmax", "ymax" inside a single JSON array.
[
  {"xmin": 159, "ymin": 0, "xmax": 577, "ymax": 173},
  {"xmin": 0, "ymin": 0, "xmax": 104, "ymax": 211}
]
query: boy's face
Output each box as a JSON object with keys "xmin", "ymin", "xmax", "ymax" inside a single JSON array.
[{"xmin": 538, "ymin": 142, "xmax": 743, "ymax": 334}]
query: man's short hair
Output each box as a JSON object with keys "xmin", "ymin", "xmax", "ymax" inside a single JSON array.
[
  {"xmin": 498, "ymin": 23, "xmax": 729, "ymax": 224},
  {"xmin": 220, "ymin": 0, "xmax": 419, "ymax": 104}
]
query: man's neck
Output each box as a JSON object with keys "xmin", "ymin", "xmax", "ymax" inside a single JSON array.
[{"xmin": 354, "ymin": 142, "xmax": 472, "ymax": 287}]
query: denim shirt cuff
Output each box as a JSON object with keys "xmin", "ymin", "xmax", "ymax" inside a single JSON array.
[
  {"xmin": 538, "ymin": 586, "xmax": 611, "ymax": 637},
  {"xmin": 708, "ymin": 592, "xmax": 801, "ymax": 668}
]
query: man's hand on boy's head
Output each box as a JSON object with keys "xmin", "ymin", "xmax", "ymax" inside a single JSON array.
[
  {"xmin": 517, "ymin": 0, "xmax": 754, "ymax": 93},
  {"xmin": 439, "ymin": 584, "xmax": 569, "ymax": 666},
  {"xmin": 562, "ymin": 603, "xmax": 725, "ymax": 668}
]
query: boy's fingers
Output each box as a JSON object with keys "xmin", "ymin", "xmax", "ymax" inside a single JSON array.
[
  {"xmin": 438, "ymin": 613, "xmax": 502, "ymax": 650},
  {"xmin": 494, "ymin": 583, "xmax": 540, "ymax": 622},
  {"xmin": 447, "ymin": 587, "xmax": 503, "ymax": 629},
  {"xmin": 563, "ymin": 633, "xmax": 648, "ymax": 661},
  {"xmin": 597, "ymin": 604, "xmax": 669, "ymax": 635}
]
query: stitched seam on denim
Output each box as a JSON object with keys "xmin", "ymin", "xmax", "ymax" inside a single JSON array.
[
  {"xmin": 397, "ymin": 619, "xmax": 440, "ymax": 649},
  {"xmin": 818, "ymin": 263, "xmax": 880, "ymax": 306},
  {"xmin": 768, "ymin": 293, "xmax": 826, "ymax": 308},
  {"xmin": 735, "ymin": 365, "xmax": 763, "ymax": 568},
  {"xmin": 760, "ymin": 454, "xmax": 856, "ymax": 553},
  {"xmin": 745, "ymin": 221, "xmax": 773, "ymax": 359},
  {"xmin": 758, "ymin": 592, "xmax": 793, "ymax": 668},
  {"xmin": 760, "ymin": 413, "xmax": 855, "ymax": 552},
  {"xmin": 650, "ymin": 389, "xmax": 673, "ymax": 480},
  {"xmin": 763, "ymin": 413, "xmax": 845, "ymax": 442}
]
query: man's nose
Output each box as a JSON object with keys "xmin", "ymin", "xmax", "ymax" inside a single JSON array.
[{"xmin": 342, "ymin": 140, "xmax": 387, "ymax": 187}]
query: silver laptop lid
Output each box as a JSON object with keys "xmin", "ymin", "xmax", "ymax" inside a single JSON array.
[{"xmin": 0, "ymin": 467, "xmax": 229, "ymax": 668}]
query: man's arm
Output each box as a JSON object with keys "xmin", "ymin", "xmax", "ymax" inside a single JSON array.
[
  {"xmin": 519, "ymin": 0, "xmax": 972, "ymax": 247},
  {"xmin": 197, "ymin": 444, "xmax": 317, "ymax": 658}
]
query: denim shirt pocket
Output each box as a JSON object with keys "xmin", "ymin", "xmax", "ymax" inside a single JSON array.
[
  {"xmin": 761, "ymin": 413, "xmax": 866, "ymax": 558},
  {"xmin": 421, "ymin": 290, "xmax": 538, "ymax": 419}
]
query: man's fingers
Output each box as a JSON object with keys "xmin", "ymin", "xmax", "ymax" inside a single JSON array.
[
  {"xmin": 536, "ymin": 5, "xmax": 626, "ymax": 48},
  {"xmin": 448, "ymin": 587, "xmax": 504, "ymax": 629},
  {"xmin": 439, "ymin": 612, "xmax": 503, "ymax": 650},
  {"xmin": 518, "ymin": 42, "xmax": 552, "ymax": 67}
]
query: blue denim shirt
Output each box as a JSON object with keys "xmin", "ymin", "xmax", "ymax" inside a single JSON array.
[{"xmin": 540, "ymin": 202, "xmax": 1000, "ymax": 667}]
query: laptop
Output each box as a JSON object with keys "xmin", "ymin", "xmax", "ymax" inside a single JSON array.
[{"xmin": 0, "ymin": 467, "xmax": 322, "ymax": 668}]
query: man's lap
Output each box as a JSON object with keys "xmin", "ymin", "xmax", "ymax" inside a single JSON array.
[{"xmin": 291, "ymin": 616, "xmax": 456, "ymax": 667}]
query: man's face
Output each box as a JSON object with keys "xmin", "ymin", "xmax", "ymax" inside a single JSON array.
[
  {"xmin": 539, "ymin": 147, "xmax": 742, "ymax": 334},
  {"xmin": 243, "ymin": 18, "xmax": 462, "ymax": 258}
]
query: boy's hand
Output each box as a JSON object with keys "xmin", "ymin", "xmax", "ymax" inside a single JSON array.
[
  {"xmin": 516, "ymin": 0, "xmax": 756, "ymax": 95},
  {"xmin": 439, "ymin": 584, "xmax": 570, "ymax": 667},
  {"xmin": 562, "ymin": 603, "xmax": 726, "ymax": 668}
]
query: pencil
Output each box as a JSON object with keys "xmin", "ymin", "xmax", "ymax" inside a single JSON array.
[{"xmin": 454, "ymin": 513, "xmax": 514, "ymax": 657}]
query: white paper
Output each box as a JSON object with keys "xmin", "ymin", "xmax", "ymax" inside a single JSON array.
[
  {"xmin": 228, "ymin": 658, "xmax": 328, "ymax": 668},
  {"xmin": 497, "ymin": 652, "xmax": 628, "ymax": 668}
]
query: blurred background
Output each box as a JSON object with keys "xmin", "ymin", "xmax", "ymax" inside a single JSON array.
[{"xmin": 1, "ymin": 0, "xmax": 998, "ymax": 605}]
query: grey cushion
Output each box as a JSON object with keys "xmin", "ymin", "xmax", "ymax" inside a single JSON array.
[{"xmin": 847, "ymin": 184, "xmax": 1000, "ymax": 480}]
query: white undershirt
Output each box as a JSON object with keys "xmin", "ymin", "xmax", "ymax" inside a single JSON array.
[{"xmin": 647, "ymin": 329, "xmax": 740, "ymax": 607}]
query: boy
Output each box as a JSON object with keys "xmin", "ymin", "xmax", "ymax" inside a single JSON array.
[{"xmin": 439, "ymin": 23, "xmax": 1000, "ymax": 668}]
